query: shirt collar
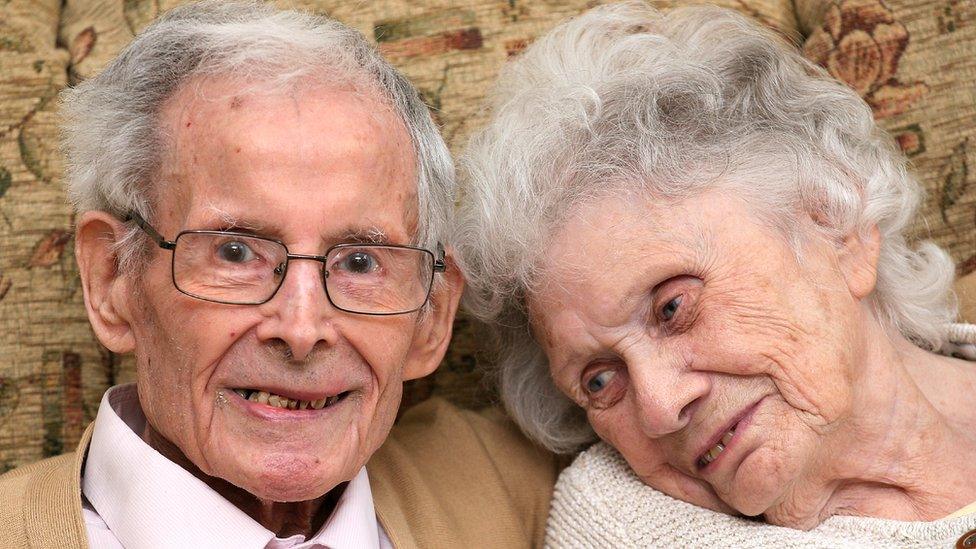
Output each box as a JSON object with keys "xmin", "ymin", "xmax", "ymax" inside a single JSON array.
[{"xmin": 81, "ymin": 383, "xmax": 380, "ymax": 549}]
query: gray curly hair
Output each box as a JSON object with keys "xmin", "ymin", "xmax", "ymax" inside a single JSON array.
[
  {"xmin": 61, "ymin": 0, "xmax": 455, "ymax": 270},
  {"xmin": 456, "ymin": 2, "xmax": 957, "ymax": 453}
]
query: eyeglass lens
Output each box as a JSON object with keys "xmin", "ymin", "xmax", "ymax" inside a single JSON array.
[{"xmin": 171, "ymin": 232, "xmax": 434, "ymax": 313}]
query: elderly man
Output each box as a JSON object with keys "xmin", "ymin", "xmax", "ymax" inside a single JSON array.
[{"xmin": 0, "ymin": 2, "xmax": 557, "ymax": 547}]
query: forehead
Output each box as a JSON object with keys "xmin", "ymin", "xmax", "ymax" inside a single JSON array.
[
  {"xmin": 533, "ymin": 194, "xmax": 705, "ymax": 310},
  {"xmin": 528, "ymin": 191, "xmax": 760, "ymax": 357},
  {"xmin": 155, "ymin": 76, "xmax": 418, "ymax": 238}
]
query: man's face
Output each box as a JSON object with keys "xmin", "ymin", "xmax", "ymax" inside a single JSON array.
[{"xmin": 119, "ymin": 79, "xmax": 433, "ymax": 501}]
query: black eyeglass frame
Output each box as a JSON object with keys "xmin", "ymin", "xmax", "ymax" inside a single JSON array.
[{"xmin": 126, "ymin": 211, "xmax": 447, "ymax": 315}]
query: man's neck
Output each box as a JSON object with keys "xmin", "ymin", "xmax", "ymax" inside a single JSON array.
[{"xmin": 141, "ymin": 423, "xmax": 343, "ymax": 538}]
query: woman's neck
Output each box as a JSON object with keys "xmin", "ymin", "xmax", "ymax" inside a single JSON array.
[{"xmin": 813, "ymin": 324, "xmax": 976, "ymax": 524}]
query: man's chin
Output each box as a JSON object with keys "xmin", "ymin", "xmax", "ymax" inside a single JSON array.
[
  {"xmin": 246, "ymin": 482, "xmax": 334, "ymax": 503},
  {"xmin": 232, "ymin": 454, "xmax": 354, "ymax": 502}
]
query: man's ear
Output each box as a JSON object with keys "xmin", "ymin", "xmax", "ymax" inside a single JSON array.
[
  {"xmin": 75, "ymin": 211, "xmax": 137, "ymax": 353},
  {"xmin": 838, "ymin": 225, "xmax": 881, "ymax": 300},
  {"xmin": 402, "ymin": 251, "xmax": 465, "ymax": 381}
]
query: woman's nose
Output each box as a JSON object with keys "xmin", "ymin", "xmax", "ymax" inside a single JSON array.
[{"xmin": 629, "ymin": 352, "xmax": 710, "ymax": 437}]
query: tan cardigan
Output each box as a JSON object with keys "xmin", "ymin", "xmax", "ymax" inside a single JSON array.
[{"xmin": 0, "ymin": 397, "xmax": 561, "ymax": 549}]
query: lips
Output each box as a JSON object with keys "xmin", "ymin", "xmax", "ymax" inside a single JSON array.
[
  {"xmin": 694, "ymin": 398, "xmax": 763, "ymax": 471},
  {"xmin": 697, "ymin": 424, "xmax": 736, "ymax": 468},
  {"xmin": 231, "ymin": 388, "xmax": 350, "ymax": 411}
]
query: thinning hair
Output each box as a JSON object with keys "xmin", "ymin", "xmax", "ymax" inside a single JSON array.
[
  {"xmin": 62, "ymin": 0, "xmax": 455, "ymax": 270},
  {"xmin": 457, "ymin": 2, "xmax": 957, "ymax": 453}
]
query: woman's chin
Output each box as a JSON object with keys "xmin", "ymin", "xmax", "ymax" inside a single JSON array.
[
  {"xmin": 720, "ymin": 448, "xmax": 798, "ymax": 519},
  {"xmin": 761, "ymin": 507, "xmax": 824, "ymax": 531}
]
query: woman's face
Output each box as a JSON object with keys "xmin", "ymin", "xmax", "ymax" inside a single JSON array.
[{"xmin": 529, "ymin": 190, "xmax": 876, "ymax": 525}]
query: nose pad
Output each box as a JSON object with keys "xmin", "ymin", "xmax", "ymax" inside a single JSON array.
[{"xmin": 256, "ymin": 258, "xmax": 338, "ymax": 362}]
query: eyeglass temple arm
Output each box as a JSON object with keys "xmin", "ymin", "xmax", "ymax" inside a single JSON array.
[
  {"xmin": 125, "ymin": 211, "xmax": 176, "ymax": 250},
  {"xmin": 433, "ymin": 242, "xmax": 447, "ymax": 273}
]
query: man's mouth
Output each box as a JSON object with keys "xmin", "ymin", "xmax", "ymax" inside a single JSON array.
[
  {"xmin": 231, "ymin": 388, "xmax": 350, "ymax": 410},
  {"xmin": 697, "ymin": 424, "xmax": 736, "ymax": 468}
]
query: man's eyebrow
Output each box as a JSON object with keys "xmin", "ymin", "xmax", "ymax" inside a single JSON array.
[
  {"xmin": 203, "ymin": 204, "xmax": 269, "ymax": 233},
  {"xmin": 199, "ymin": 206, "xmax": 398, "ymax": 244},
  {"xmin": 332, "ymin": 226, "xmax": 392, "ymax": 245}
]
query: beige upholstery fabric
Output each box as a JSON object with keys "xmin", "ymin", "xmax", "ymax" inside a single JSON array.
[{"xmin": 1, "ymin": 0, "xmax": 974, "ymax": 472}]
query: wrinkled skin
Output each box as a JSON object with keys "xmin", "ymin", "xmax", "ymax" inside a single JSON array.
[
  {"xmin": 75, "ymin": 78, "xmax": 462, "ymax": 536},
  {"xmin": 530, "ymin": 191, "xmax": 976, "ymax": 529}
]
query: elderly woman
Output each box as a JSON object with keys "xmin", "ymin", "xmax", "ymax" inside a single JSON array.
[{"xmin": 457, "ymin": 2, "xmax": 976, "ymax": 546}]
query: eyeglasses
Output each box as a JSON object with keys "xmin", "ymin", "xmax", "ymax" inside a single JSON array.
[{"xmin": 126, "ymin": 212, "xmax": 446, "ymax": 315}]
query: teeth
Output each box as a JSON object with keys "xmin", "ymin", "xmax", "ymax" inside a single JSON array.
[
  {"xmin": 700, "ymin": 429, "xmax": 736, "ymax": 467},
  {"xmin": 236, "ymin": 389, "xmax": 345, "ymax": 410},
  {"xmin": 709, "ymin": 443, "xmax": 724, "ymax": 459}
]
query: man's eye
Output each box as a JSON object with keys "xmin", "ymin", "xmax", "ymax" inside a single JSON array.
[
  {"xmin": 660, "ymin": 295, "xmax": 682, "ymax": 321},
  {"xmin": 338, "ymin": 251, "xmax": 378, "ymax": 274},
  {"xmin": 217, "ymin": 241, "xmax": 255, "ymax": 263},
  {"xmin": 585, "ymin": 370, "xmax": 616, "ymax": 394}
]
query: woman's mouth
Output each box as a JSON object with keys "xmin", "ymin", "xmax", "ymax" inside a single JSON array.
[
  {"xmin": 695, "ymin": 397, "xmax": 764, "ymax": 471},
  {"xmin": 697, "ymin": 424, "xmax": 736, "ymax": 468},
  {"xmin": 231, "ymin": 388, "xmax": 349, "ymax": 410}
]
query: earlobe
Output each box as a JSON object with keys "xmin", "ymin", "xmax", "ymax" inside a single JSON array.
[
  {"xmin": 75, "ymin": 211, "xmax": 136, "ymax": 353},
  {"xmin": 838, "ymin": 225, "xmax": 881, "ymax": 300},
  {"xmin": 402, "ymin": 253, "xmax": 465, "ymax": 381}
]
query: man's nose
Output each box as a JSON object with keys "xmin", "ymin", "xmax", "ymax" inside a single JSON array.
[
  {"xmin": 629, "ymin": 350, "xmax": 710, "ymax": 438},
  {"xmin": 255, "ymin": 258, "xmax": 339, "ymax": 362}
]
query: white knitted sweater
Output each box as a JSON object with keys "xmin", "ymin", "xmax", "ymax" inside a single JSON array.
[{"xmin": 546, "ymin": 323, "xmax": 976, "ymax": 548}]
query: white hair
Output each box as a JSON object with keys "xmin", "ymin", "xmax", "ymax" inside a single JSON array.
[
  {"xmin": 61, "ymin": 0, "xmax": 455, "ymax": 270},
  {"xmin": 457, "ymin": 2, "xmax": 958, "ymax": 453}
]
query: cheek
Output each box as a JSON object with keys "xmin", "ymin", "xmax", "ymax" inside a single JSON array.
[
  {"xmin": 130, "ymin": 292, "xmax": 245, "ymax": 432},
  {"xmin": 135, "ymin": 355, "xmax": 199, "ymax": 451},
  {"xmin": 589, "ymin": 406, "xmax": 657, "ymax": 465},
  {"xmin": 593, "ymin": 407, "xmax": 736, "ymax": 514},
  {"xmin": 690, "ymin": 276, "xmax": 857, "ymax": 421},
  {"xmin": 723, "ymin": 402, "xmax": 822, "ymax": 513},
  {"xmin": 344, "ymin": 319, "xmax": 415, "ymax": 384}
]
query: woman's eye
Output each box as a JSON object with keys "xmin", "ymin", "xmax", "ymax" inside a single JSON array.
[
  {"xmin": 660, "ymin": 295, "xmax": 682, "ymax": 322},
  {"xmin": 338, "ymin": 251, "xmax": 378, "ymax": 274},
  {"xmin": 586, "ymin": 369, "xmax": 616, "ymax": 394},
  {"xmin": 217, "ymin": 241, "xmax": 255, "ymax": 263}
]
